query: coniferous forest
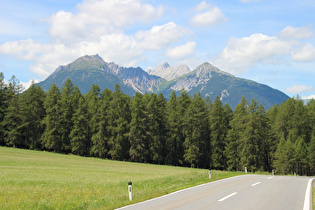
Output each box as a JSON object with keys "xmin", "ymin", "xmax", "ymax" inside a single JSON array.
[{"xmin": 1, "ymin": 73, "xmax": 314, "ymax": 176}]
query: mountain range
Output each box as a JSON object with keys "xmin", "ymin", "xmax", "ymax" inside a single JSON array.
[{"xmin": 37, "ymin": 54, "xmax": 290, "ymax": 109}]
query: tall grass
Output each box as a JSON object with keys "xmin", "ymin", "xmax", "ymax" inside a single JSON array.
[{"xmin": 0, "ymin": 146, "xmax": 242, "ymax": 209}]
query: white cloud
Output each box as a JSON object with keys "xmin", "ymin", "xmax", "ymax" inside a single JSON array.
[
  {"xmin": 0, "ymin": 0, "xmax": 198, "ymax": 79},
  {"xmin": 21, "ymin": 79, "xmax": 39, "ymax": 90},
  {"xmin": 166, "ymin": 41, "xmax": 196, "ymax": 60},
  {"xmin": 0, "ymin": 39, "xmax": 48, "ymax": 60},
  {"xmin": 45, "ymin": 0, "xmax": 164, "ymax": 44},
  {"xmin": 285, "ymin": 85, "xmax": 314, "ymax": 94},
  {"xmin": 278, "ymin": 25, "xmax": 314, "ymax": 40},
  {"xmin": 0, "ymin": 21, "xmax": 192, "ymax": 78},
  {"xmin": 291, "ymin": 43, "xmax": 315, "ymax": 62},
  {"xmin": 135, "ymin": 22, "xmax": 192, "ymax": 50},
  {"xmin": 190, "ymin": 2, "xmax": 227, "ymax": 27},
  {"xmin": 213, "ymin": 25, "xmax": 315, "ymax": 74},
  {"xmin": 194, "ymin": 1, "xmax": 211, "ymax": 12},
  {"xmin": 302, "ymin": 94, "xmax": 315, "ymax": 100},
  {"xmin": 214, "ymin": 33, "xmax": 292, "ymax": 74}
]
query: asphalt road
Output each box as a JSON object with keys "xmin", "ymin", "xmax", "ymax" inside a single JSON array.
[{"xmin": 118, "ymin": 174, "xmax": 314, "ymax": 210}]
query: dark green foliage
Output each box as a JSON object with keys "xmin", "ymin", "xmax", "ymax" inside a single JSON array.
[
  {"xmin": 165, "ymin": 90, "xmax": 182, "ymax": 166},
  {"xmin": 107, "ymin": 84, "xmax": 131, "ymax": 160},
  {"xmin": 85, "ymin": 84, "xmax": 101, "ymax": 149},
  {"xmin": 0, "ymin": 72, "xmax": 313, "ymax": 175},
  {"xmin": 41, "ymin": 83, "xmax": 62, "ymax": 152},
  {"xmin": 309, "ymin": 135, "xmax": 315, "ymax": 175},
  {"xmin": 90, "ymin": 88, "xmax": 112, "ymax": 158},
  {"xmin": 146, "ymin": 93, "xmax": 167, "ymax": 164},
  {"xmin": 60, "ymin": 79, "xmax": 76, "ymax": 152},
  {"xmin": 209, "ymin": 95, "xmax": 228, "ymax": 170},
  {"xmin": 2, "ymin": 76, "xmax": 25, "ymax": 148},
  {"xmin": 184, "ymin": 92, "xmax": 209, "ymax": 168},
  {"xmin": 0, "ymin": 73, "xmax": 9, "ymax": 146},
  {"xmin": 70, "ymin": 97, "xmax": 89, "ymax": 156},
  {"xmin": 225, "ymin": 96, "xmax": 249, "ymax": 171},
  {"xmin": 129, "ymin": 93, "xmax": 148, "ymax": 162},
  {"xmin": 20, "ymin": 83, "xmax": 46, "ymax": 149}
]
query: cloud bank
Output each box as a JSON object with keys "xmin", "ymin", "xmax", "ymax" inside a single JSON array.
[{"xmin": 214, "ymin": 25, "xmax": 315, "ymax": 75}]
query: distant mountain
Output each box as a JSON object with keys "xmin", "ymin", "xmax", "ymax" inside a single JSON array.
[
  {"xmin": 149, "ymin": 62, "xmax": 191, "ymax": 81},
  {"xmin": 37, "ymin": 55, "xmax": 290, "ymax": 110},
  {"xmin": 158, "ymin": 62, "xmax": 289, "ymax": 109},
  {"xmin": 37, "ymin": 55, "xmax": 164, "ymax": 95}
]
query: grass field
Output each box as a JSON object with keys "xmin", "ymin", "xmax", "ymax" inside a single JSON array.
[{"xmin": 0, "ymin": 146, "xmax": 243, "ymax": 209}]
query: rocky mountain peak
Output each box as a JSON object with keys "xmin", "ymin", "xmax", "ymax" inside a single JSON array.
[
  {"xmin": 194, "ymin": 62, "xmax": 233, "ymax": 77},
  {"xmin": 161, "ymin": 62, "xmax": 170, "ymax": 69},
  {"xmin": 150, "ymin": 62, "xmax": 190, "ymax": 81}
]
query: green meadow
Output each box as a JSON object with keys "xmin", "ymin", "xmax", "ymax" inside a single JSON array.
[{"xmin": 0, "ymin": 146, "xmax": 242, "ymax": 209}]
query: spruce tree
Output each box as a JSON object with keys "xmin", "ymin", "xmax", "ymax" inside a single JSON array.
[
  {"xmin": 60, "ymin": 79, "xmax": 76, "ymax": 152},
  {"xmin": 225, "ymin": 96, "xmax": 249, "ymax": 171},
  {"xmin": 265, "ymin": 104, "xmax": 279, "ymax": 170},
  {"xmin": 183, "ymin": 92, "xmax": 209, "ymax": 168},
  {"xmin": 41, "ymin": 83, "xmax": 62, "ymax": 152},
  {"xmin": 166, "ymin": 90, "xmax": 181, "ymax": 166},
  {"xmin": 90, "ymin": 88, "xmax": 112, "ymax": 158},
  {"xmin": 176, "ymin": 89, "xmax": 192, "ymax": 165},
  {"xmin": 85, "ymin": 84, "xmax": 101, "ymax": 153},
  {"xmin": 2, "ymin": 76, "xmax": 25, "ymax": 148},
  {"xmin": 70, "ymin": 97, "xmax": 89, "ymax": 156},
  {"xmin": 147, "ymin": 93, "xmax": 167, "ymax": 164},
  {"xmin": 309, "ymin": 135, "xmax": 315, "ymax": 175},
  {"xmin": 209, "ymin": 95, "xmax": 228, "ymax": 170},
  {"xmin": 20, "ymin": 82, "xmax": 46, "ymax": 149},
  {"xmin": 240, "ymin": 99, "xmax": 268, "ymax": 172},
  {"xmin": 108, "ymin": 84, "xmax": 131, "ymax": 160},
  {"xmin": 0, "ymin": 73, "xmax": 8, "ymax": 146},
  {"xmin": 129, "ymin": 92, "xmax": 147, "ymax": 162}
]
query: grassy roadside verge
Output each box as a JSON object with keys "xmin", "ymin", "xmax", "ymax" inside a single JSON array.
[
  {"xmin": 0, "ymin": 147, "xmax": 242, "ymax": 209},
  {"xmin": 313, "ymin": 181, "xmax": 314, "ymax": 210}
]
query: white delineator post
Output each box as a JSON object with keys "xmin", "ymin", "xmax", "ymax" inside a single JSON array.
[
  {"xmin": 209, "ymin": 168, "xmax": 211, "ymax": 179},
  {"xmin": 245, "ymin": 167, "xmax": 247, "ymax": 173},
  {"xmin": 128, "ymin": 181, "xmax": 132, "ymax": 201},
  {"xmin": 272, "ymin": 169, "xmax": 274, "ymax": 176}
]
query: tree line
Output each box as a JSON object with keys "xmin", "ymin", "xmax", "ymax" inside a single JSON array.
[{"xmin": 0, "ymin": 73, "xmax": 314, "ymax": 175}]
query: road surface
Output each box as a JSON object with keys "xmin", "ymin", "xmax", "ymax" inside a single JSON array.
[{"xmin": 118, "ymin": 175, "xmax": 314, "ymax": 210}]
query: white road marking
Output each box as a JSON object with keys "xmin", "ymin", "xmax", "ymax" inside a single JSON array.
[
  {"xmin": 267, "ymin": 177, "xmax": 273, "ymax": 179},
  {"xmin": 251, "ymin": 182, "xmax": 261, "ymax": 186},
  {"xmin": 218, "ymin": 192, "xmax": 237, "ymax": 202},
  {"xmin": 303, "ymin": 178, "xmax": 314, "ymax": 210}
]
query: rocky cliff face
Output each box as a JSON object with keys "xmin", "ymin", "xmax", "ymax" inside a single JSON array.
[{"xmin": 149, "ymin": 62, "xmax": 190, "ymax": 81}]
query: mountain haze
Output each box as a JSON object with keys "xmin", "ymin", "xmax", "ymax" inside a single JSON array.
[{"xmin": 37, "ymin": 55, "xmax": 290, "ymax": 109}]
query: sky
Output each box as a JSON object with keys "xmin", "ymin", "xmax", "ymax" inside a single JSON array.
[{"xmin": 0, "ymin": 0, "xmax": 315, "ymax": 99}]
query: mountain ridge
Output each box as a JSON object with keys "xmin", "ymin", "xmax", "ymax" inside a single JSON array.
[{"xmin": 37, "ymin": 54, "xmax": 290, "ymax": 109}]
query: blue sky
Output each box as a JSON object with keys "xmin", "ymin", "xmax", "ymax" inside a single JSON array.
[{"xmin": 1, "ymin": 0, "xmax": 315, "ymax": 99}]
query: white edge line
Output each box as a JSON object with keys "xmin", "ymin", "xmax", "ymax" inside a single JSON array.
[
  {"xmin": 116, "ymin": 175, "xmax": 252, "ymax": 209},
  {"xmin": 218, "ymin": 192, "xmax": 237, "ymax": 202},
  {"xmin": 303, "ymin": 178, "xmax": 314, "ymax": 210},
  {"xmin": 251, "ymin": 182, "xmax": 261, "ymax": 186},
  {"xmin": 267, "ymin": 177, "xmax": 273, "ymax": 179}
]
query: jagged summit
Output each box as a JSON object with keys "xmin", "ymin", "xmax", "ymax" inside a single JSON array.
[
  {"xmin": 150, "ymin": 62, "xmax": 190, "ymax": 81},
  {"xmin": 194, "ymin": 62, "xmax": 234, "ymax": 77},
  {"xmin": 160, "ymin": 62, "xmax": 170, "ymax": 69}
]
